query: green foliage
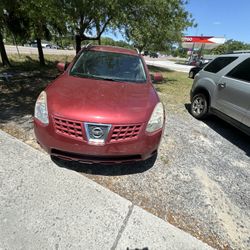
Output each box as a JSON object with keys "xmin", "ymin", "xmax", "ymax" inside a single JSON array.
[
  {"xmin": 123, "ymin": 0, "xmax": 195, "ymax": 52},
  {"xmin": 64, "ymin": 0, "xmax": 120, "ymax": 39},
  {"xmin": 211, "ymin": 39, "xmax": 250, "ymax": 54},
  {"xmin": 1, "ymin": 0, "xmax": 194, "ymax": 61},
  {"xmin": 171, "ymin": 46, "xmax": 187, "ymax": 58},
  {"xmin": 0, "ymin": 0, "xmax": 30, "ymax": 42},
  {"xmin": 20, "ymin": 0, "xmax": 66, "ymax": 40},
  {"xmin": 101, "ymin": 37, "xmax": 133, "ymax": 49}
]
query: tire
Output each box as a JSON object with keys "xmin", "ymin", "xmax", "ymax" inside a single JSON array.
[
  {"xmin": 189, "ymin": 70, "xmax": 194, "ymax": 78},
  {"xmin": 191, "ymin": 93, "xmax": 208, "ymax": 119}
]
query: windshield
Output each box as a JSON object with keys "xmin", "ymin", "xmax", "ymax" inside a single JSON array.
[{"xmin": 70, "ymin": 50, "xmax": 147, "ymax": 83}]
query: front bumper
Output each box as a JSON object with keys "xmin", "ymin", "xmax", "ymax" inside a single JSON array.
[{"xmin": 34, "ymin": 116, "xmax": 163, "ymax": 163}]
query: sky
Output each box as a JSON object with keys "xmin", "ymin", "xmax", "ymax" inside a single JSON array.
[{"xmin": 185, "ymin": 0, "xmax": 250, "ymax": 43}]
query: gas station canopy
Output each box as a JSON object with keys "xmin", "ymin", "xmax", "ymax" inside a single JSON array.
[{"xmin": 182, "ymin": 36, "xmax": 226, "ymax": 50}]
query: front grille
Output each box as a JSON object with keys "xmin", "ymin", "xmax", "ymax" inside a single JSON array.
[
  {"xmin": 110, "ymin": 124, "xmax": 142, "ymax": 142},
  {"xmin": 53, "ymin": 116, "xmax": 83, "ymax": 140},
  {"xmin": 53, "ymin": 116, "xmax": 142, "ymax": 144}
]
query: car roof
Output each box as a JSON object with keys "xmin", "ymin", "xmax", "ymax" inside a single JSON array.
[
  {"xmin": 83, "ymin": 45, "xmax": 139, "ymax": 56},
  {"xmin": 219, "ymin": 53, "xmax": 250, "ymax": 57}
]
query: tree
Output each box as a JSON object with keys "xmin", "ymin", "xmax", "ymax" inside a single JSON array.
[
  {"xmin": 0, "ymin": 0, "xmax": 12, "ymax": 66},
  {"xmin": 123, "ymin": 0, "xmax": 194, "ymax": 52},
  {"xmin": 64, "ymin": 0, "xmax": 124, "ymax": 53},
  {"xmin": 0, "ymin": 0, "xmax": 30, "ymax": 66},
  {"xmin": 21, "ymin": 0, "xmax": 66, "ymax": 65},
  {"xmin": 212, "ymin": 39, "xmax": 250, "ymax": 55},
  {"xmin": 0, "ymin": 31, "xmax": 10, "ymax": 66}
]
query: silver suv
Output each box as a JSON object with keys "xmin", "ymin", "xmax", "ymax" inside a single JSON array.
[{"xmin": 190, "ymin": 53, "xmax": 250, "ymax": 135}]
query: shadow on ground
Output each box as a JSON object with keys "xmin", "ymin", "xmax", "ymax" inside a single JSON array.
[
  {"xmin": 0, "ymin": 56, "xmax": 59, "ymax": 124},
  {"xmin": 185, "ymin": 103, "xmax": 250, "ymax": 157},
  {"xmin": 51, "ymin": 154, "xmax": 157, "ymax": 176}
]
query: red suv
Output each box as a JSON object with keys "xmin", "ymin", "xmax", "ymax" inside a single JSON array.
[{"xmin": 34, "ymin": 45, "xmax": 165, "ymax": 163}]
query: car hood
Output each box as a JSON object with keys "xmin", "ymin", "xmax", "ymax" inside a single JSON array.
[{"xmin": 46, "ymin": 74, "xmax": 159, "ymax": 124}]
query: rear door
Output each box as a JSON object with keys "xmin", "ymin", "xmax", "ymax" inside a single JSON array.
[{"xmin": 215, "ymin": 57, "xmax": 250, "ymax": 126}]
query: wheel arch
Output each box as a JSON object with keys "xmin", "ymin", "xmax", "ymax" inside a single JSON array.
[{"xmin": 192, "ymin": 87, "xmax": 211, "ymax": 108}]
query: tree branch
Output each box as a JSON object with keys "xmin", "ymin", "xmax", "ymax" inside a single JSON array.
[{"xmin": 79, "ymin": 17, "xmax": 112, "ymax": 41}]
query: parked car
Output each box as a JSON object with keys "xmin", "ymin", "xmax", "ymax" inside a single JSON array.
[
  {"xmin": 190, "ymin": 53, "xmax": 250, "ymax": 135},
  {"xmin": 149, "ymin": 52, "xmax": 158, "ymax": 58},
  {"xmin": 188, "ymin": 61, "xmax": 210, "ymax": 79},
  {"xmin": 34, "ymin": 45, "xmax": 165, "ymax": 163}
]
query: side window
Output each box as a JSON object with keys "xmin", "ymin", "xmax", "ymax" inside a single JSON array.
[
  {"xmin": 204, "ymin": 57, "xmax": 238, "ymax": 73},
  {"xmin": 226, "ymin": 58, "xmax": 250, "ymax": 82}
]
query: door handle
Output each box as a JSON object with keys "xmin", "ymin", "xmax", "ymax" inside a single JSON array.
[{"xmin": 218, "ymin": 82, "xmax": 226, "ymax": 88}]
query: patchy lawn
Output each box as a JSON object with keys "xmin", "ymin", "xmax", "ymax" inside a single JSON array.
[{"xmin": 148, "ymin": 65, "xmax": 193, "ymax": 113}]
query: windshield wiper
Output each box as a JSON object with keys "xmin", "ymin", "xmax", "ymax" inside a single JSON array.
[
  {"xmin": 70, "ymin": 72, "xmax": 141, "ymax": 83},
  {"xmin": 70, "ymin": 72, "xmax": 116, "ymax": 81}
]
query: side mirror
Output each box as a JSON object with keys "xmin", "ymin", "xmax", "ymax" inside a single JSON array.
[
  {"xmin": 150, "ymin": 72, "xmax": 163, "ymax": 83},
  {"xmin": 56, "ymin": 62, "xmax": 65, "ymax": 72},
  {"xmin": 56, "ymin": 62, "xmax": 70, "ymax": 72}
]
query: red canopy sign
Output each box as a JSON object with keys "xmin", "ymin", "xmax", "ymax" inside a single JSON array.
[{"xmin": 182, "ymin": 36, "xmax": 226, "ymax": 50}]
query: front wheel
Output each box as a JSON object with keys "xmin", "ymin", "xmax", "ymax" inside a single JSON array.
[
  {"xmin": 189, "ymin": 70, "xmax": 194, "ymax": 78},
  {"xmin": 191, "ymin": 93, "xmax": 208, "ymax": 119}
]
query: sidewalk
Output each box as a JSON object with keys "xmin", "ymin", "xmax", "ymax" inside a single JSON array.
[{"xmin": 0, "ymin": 130, "xmax": 213, "ymax": 250}]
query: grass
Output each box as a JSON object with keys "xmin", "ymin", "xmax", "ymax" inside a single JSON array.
[
  {"xmin": 148, "ymin": 65, "xmax": 193, "ymax": 112},
  {"xmin": 0, "ymin": 54, "xmax": 74, "ymax": 73}
]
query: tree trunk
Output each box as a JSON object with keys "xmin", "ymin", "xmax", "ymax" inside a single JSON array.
[
  {"xmin": 75, "ymin": 35, "xmax": 81, "ymax": 54},
  {"xmin": 36, "ymin": 38, "xmax": 45, "ymax": 66},
  {"xmin": 0, "ymin": 32, "xmax": 11, "ymax": 67}
]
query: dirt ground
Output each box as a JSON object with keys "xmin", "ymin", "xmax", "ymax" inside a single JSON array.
[{"xmin": 0, "ymin": 56, "xmax": 249, "ymax": 250}]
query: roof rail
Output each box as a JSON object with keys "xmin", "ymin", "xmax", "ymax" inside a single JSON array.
[
  {"xmin": 83, "ymin": 43, "xmax": 92, "ymax": 49},
  {"xmin": 232, "ymin": 50, "xmax": 250, "ymax": 54},
  {"xmin": 134, "ymin": 48, "xmax": 140, "ymax": 54}
]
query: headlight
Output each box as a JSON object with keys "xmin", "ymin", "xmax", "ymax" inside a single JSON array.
[
  {"xmin": 146, "ymin": 102, "xmax": 164, "ymax": 132},
  {"xmin": 34, "ymin": 91, "xmax": 49, "ymax": 124}
]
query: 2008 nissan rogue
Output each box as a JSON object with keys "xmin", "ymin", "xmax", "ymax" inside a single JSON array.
[{"xmin": 34, "ymin": 45, "xmax": 165, "ymax": 163}]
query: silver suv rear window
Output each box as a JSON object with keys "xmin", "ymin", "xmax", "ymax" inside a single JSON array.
[
  {"xmin": 226, "ymin": 57, "xmax": 250, "ymax": 82},
  {"xmin": 204, "ymin": 56, "xmax": 238, "ymax": 73}
]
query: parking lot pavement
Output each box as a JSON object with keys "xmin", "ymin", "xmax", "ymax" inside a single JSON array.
[{"xmin": 0, "ymin": 130, "xmax": 213, "ymax": 250}]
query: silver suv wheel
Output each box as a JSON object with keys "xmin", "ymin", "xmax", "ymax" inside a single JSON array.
[{"xmin": 191, "ymin": 93, "xmax": 208, "ymax": 119}]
